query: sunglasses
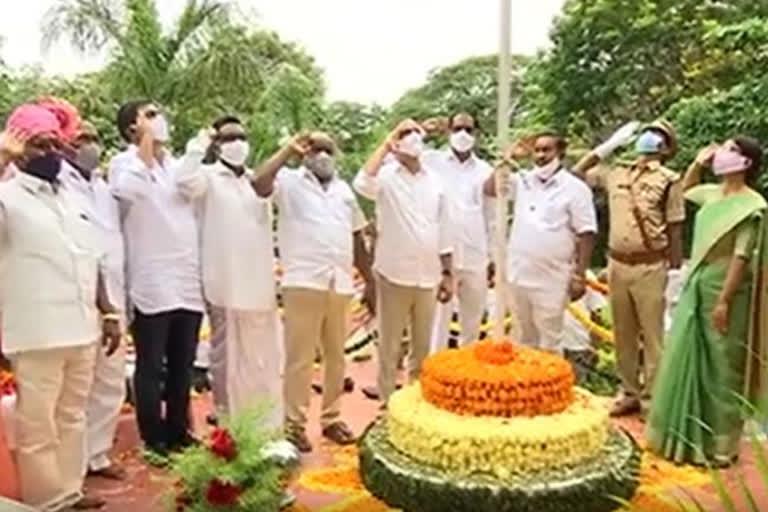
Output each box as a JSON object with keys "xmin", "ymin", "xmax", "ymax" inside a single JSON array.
[
  {"xmin": 451, "ymin": 125, "xmax": 475, "ymax": 134},
  {"xmin": 398, "ymin": 128, "xmax": 420, "ymax": 140},
  {"xmin": 218, "ymin": 133, "xmax": 247, "ymax": 143},
  {"xmin": 27, "ymin": 136, "xmax": 63, "ymax": 152}
]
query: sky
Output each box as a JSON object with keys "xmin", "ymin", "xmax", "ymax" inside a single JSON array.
[{"xmin": 0, "ymin": 0, "xmax": 566, "ymax": 106}]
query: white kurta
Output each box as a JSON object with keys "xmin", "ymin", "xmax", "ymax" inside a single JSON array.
[
  {"xmin": 176, "ymin": 156, "xmax": 280, "ymax": 426},
  {"xmin": 60, "ymin": 162, "xmax": 127, "ymax": 472},
  {"xmin": 422, "ymin": 149, "xmax": 493, "ymax": 350}
]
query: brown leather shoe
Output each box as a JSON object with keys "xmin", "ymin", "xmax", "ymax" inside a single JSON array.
[
  {"xmin": 71, "ymin": 495, "xmax": 106, "ymax": 510},
  {"xmin": 322, "ymin": 421, "xmax": 356, "ymax": 445},
  {"xmin": 610, "ymin": 396, "xmax": 641, "ymax": 417},
  {"xmin": 287, "ymin": 428, "xmax": 313, "ymax": 453}
]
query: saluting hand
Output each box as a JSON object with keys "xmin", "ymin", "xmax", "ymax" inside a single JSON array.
[
  {"xmin": 0, "ymin": 128, "xmax": 28, "ymax": 159},
  {"xmin": 285, "ymin": 133, "xmax": 311, "ymax": 157},
  {"xmin": 695, "ymin": 143, "xmax": 719, "ymax": 168}
]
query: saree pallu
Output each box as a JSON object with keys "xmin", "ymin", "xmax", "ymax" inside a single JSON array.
[{"xmin": 646, "ymin": 188, "xmax": 768, "ymax": 465}]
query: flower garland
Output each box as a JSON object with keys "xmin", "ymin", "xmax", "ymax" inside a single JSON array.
[
  {"xmin": 567, "ymin": 303, "xmax": 614, "ymax": 344},
  {"xmin": 387, "ymin": 384, "xmax": 609, "ymax": 478},
  {"xmin": 420, "ymin": 342, "xmax": 575, "ymax": 417}
]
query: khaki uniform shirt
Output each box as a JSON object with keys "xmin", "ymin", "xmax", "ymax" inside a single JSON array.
[{"xmin": 588, "ymin": 160, "xmax": 685, "ymax": 253}]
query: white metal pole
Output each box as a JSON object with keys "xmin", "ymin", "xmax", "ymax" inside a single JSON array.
[{"xmin": 492, "ymin": 0, "xmax": 512, "ymax": 343}]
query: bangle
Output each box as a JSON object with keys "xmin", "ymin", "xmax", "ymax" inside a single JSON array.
[{"xmin": 102, "ymin": 313, "xmax": 121, "ymax": 322}]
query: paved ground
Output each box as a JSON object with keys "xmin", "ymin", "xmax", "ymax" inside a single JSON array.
[{"xmin": 85, "ymin": 359, "xmax": 766, "ymax": 512}]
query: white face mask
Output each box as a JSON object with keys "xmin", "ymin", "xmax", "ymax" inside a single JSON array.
[
  {"xmin": 450, "ymin": 130, "xmax": 475, "ymax": 153},
  {"xmin": 397, "ymin": 131, "xmax": 425, "ymax": 158},
  {"xmin": 532, "ymin": 158, "xmax": 561, "ymax": 180},
  {"xmin": 305, "ymin": 151, "xmax": 336, "ymax": 180},
  {"xmin": 219, "ymin": 140, "xmax": 250, "ymax": 167},
  {"xmin": 151, "ymin": 115, "xmax": 170, "ymax": 142}
]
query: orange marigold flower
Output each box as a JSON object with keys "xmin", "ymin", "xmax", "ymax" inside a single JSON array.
[{"xmin": 420, "ymin": 341, "xmax": 575, "ymax": 418}]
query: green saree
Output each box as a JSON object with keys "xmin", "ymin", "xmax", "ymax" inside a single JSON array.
[{"xmin": 646, "ymin": 184, "xmax": 768, "ymax": 465}]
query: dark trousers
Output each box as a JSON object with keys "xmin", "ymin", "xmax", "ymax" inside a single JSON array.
[{"xmin": 132, "ymin": 308, "xmax": 202, "ymax": 449}]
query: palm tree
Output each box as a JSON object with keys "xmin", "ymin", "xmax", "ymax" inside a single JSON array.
[{"xmin": 41, "ymin": 0, "xmax": 325, "ymax": 149}]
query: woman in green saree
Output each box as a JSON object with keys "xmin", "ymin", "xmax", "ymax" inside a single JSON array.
[{"xmin": 646, "ymin": 136, "xmax": 768, "ymax": 467}]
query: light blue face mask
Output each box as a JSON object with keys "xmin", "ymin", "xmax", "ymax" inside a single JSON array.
[{"xmin": 634, "ymin": 131, "xmax": 665, "ymax": 154}]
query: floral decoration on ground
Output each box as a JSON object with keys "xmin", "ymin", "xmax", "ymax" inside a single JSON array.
[
  {"xmin": 167, "ymin": 408, "xmax": 292, "ymax": 512},
  {"xmin": 387, "ymin": 383, "xmax": 609, "ymax": 477},
  {"xmin": 421, "ymin": 341, "xmax": 575, "ymax": 417}
]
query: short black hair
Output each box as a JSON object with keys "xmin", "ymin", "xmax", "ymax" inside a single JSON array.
[
  {"xmin": 212, "ymin": 115, "xmax": 243, "ymax": 132},
  {"xmin": 535, "ymin": 130, "xmax": 568, "ymax": 155},
  {"xmin": 733, "ymin": 135, "xmax": 764, "ymax": 186},
  {"xmin": 449, "ymin": 112, "xmax": 478, "ymax": 130},
  {"xmin": 116, "ymin": 99, "xmax": 153, "ymax": 142}
]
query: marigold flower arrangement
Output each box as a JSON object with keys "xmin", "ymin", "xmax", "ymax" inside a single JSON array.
[
  {"xmin": 168, "ymin": 408, "xmax": 296, "ymax": 512},
  {"xmin": 420, "ymin": 341, "xmax": 575, "ymax": 417},
  {"xmin": 0, "ymin": 370, "xmax": 15, "ymax": 397}
]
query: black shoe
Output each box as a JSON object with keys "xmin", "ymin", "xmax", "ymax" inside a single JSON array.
[
  {"xmin": 142, "ymin": 445, "xmax": 169, "ymax": 467},
  {"xmin": 168, "ymin": 433, "xmax": 200, "ymax": 453}
]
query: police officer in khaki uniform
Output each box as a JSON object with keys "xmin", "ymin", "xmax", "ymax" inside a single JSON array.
[{"xmin": 574, "ymin": 120, "xmax": 685, "ymax": 417}]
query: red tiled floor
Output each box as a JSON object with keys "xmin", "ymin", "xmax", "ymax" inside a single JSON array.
[{"xmin": 86, "ymin": 360, "xmax": 381, "ymax": 511}]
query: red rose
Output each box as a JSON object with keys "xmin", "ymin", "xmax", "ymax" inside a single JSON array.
[
  {"xmin": 205, "ymin": 479, "xmax": 243, "ymax": 506},
  {"xmin": 209, "ymin": 428, "xmax": 238, "ymax": 461}
]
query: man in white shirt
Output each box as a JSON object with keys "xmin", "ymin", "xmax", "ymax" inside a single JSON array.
[
  {"xmin": 0, "ymin": 104, "xmax": 121, "ymax": 512},
  {"xmin": 175, "ymin": 116, "xmax": 282, "ymax": 427},
  {"xmin": 111, "ymin": 100, "xmax": 204, "ymax": 463},
  {"xmin": 422, "ymin": 113, "xmax": 493, "ymax": 351},
  {"xmin": 253, "ymin": 132, "xmax": 375, "ymax": 453},
  {"xmin": 484, "ymin": 132, "xmax": 597, "ymax": 354},
  {"xmin": 60, "ymin": 122, "xmax": 128, "ymax": 481},
  {"xmin": 354, "ymin": 120, "xmax": 454, "ymax": 405}
]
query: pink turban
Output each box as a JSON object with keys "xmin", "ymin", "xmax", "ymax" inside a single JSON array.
[
  {"xmin": 5, "ymin": 104, "xmax": 63, "ymax": 139},
  {"xmin": 37, "ymin": 97, "xmax": 82, "ymax": 142}
]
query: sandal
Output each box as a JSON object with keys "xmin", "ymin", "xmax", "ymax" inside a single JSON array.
[
  {"xmin": 88, "ymin": 464, "xmax": 126, "ymax": 481},
  {"xmin": 287, "ymin": 428, "xmax": 313, "ymax": 453},
  {"xmin": 322, "ymin": 421, "xmax": 356, "ymax": 445}
]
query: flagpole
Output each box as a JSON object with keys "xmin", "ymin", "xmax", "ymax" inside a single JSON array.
[{"xmin": 492, "ymin": 0, "xmax": 512, "ymax": 343}]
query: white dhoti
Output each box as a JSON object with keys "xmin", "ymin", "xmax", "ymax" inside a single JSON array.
[
  {"xmin": 430, "ymin": 269, "xmax": 487, "ymax": 352},
  {"xmin": 208, "ymin": 305, "xmax": 282, "ymax": 429},
  {"xmin": 84, "ymin": 344, "xmax": 126, "ymax": 472}
]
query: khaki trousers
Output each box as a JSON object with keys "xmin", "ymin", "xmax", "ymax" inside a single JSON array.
[
  {"xmin": 11, "ymin": 343, "xmax": 97, "ymax": 512},
  {"xmin": 609, "ymin": 259, "xmax": 667, "ymax": 407},
  {"xmin": 377, "ymin": 274, "xmax": 436, "ymax": 403},
  {"xmin": 282, "ymin": 287, "xmax": 350, "ymax": 430}
]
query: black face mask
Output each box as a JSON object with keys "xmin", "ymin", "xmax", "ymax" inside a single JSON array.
[{"xmin": 23, "ymin": 152, "xmax": 63, "ymax": 183}]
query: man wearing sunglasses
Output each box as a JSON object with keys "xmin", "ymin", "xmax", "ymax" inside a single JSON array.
[
  {"xmin": 0, "ymin": 103, "xmax": 121, "ymax": 511},
  {"xmin": 354, "ymin": 120, "xmax": 455, "ymax": 406},
  {"xmin": 60, "ymin": 122, "xmax": 128, "ymax": 482},
  {"xmin": 110, "ymin": 100, "xmax": 204, "ymax": 465},
  {"xmin": 421, "ymin": 113, "xmax": 494, "ymax": 352},
  {"xmin": 175, "ymin": 116, "xmax": 281, "ymax": 426},
  {"xmin": 253, "ymin": 132, "xmax": 375, "ymax": 453}
]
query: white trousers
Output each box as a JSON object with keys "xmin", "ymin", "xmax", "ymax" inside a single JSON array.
[
  {"xmin": 430, "ymin": 269, "xmax": 487, "ymax": 352},
  {"xmin": 84, "ymin": 344, "xmax": 126, "ymax": 472},
  {"xmin": 11, "ymin": 343, "xmax": 97, "ymax": 512},
  {"xmin": 208, "ymin": 305, "xmax": 283, "ymax": 429},
  {"xmin": 507, "ymin": 282, "xmax": 568, "ymax": 354}
]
